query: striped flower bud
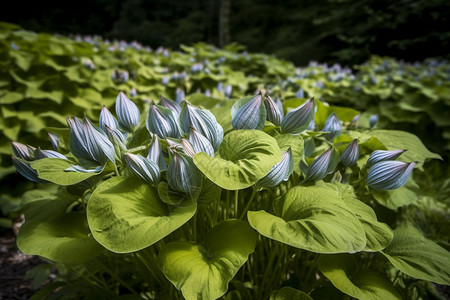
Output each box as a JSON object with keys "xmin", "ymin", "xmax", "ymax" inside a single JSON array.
[
  {"xmin": 35, "ymin": 148, "xmax": 68, "ymax": 160},
  {"xmin": 146, "ymin": 104, "xmax": 181, "ymax": 138},
  {"xmin": 180, "ymin": 102, "xmax": 223, "ymax": 150},
  {"xmin": 366, "ymin": 161, "xmax": 417, "ymax": 190},
  {"xmin": 340, "ymin": 139, "xmax": 359, "ymax": 167},
  {"xmin": 124, "ymin": 153, "xmax": 160, "ymax": 185},
  {"xmin": 231, "ymin": 93, "xmax": 265, "ymax": 130},
  {"xmin": 67, "ymin": 117, "xmax": 116, "ymax": 165},
  {"xmin": 257, "ymin": 147, "xmax": 294, "ymax": 188},
  {"xmin": 369, "ymin": 114, "xmax": 379, "ymax": 129},
  {"xmin": 180, "ymin": 139, "xmax": 196, "ymax": 157},
  {"xmin": 99, "ymin": 106, "xmax": 119, "ymax": 132},
  {"xmin": 322, "ymin": 113, "xmax": 342, "ymax": 141},
  {"xmin": 264, "ymin": 95, "xmax": 284, "ymax": 126},
  {"xmin": 159, "ymin": 95, "xmax": 181, "ymax": 116},
  {"xmin": 281, "ymin": 98, "xmax": 315, "ymax": 134},
  {"xmin": 188, "ymin": 127, "xmax": 215, "ymax": 157},
  {"xmin": 167, "ymin": 149, "xmax": 202, "ymax": 195},
  {"xmin": 11, "ymin": 156, "xmax": 46, "ymax": 183},
  {"xmin": 48, "ymin": 132, "xmax": 59, "ymax": 151},
  {"xmin": 301, "ymin": 148, "xmax": 340, "ymax": 182},
  {"xmin": 115, "ymin": 91, "xmax": 141, "ymax": 132},
  {"xmin": 175, "ymin": 88, "xmax": 185, "ymax": 103},
  {"xmin": 366, "ymin": 149, "xmax": 406, "ymax": 167},
  {"xmin": 147, "ymin": 135, "xmax": 167, "ymax": 171},
  {"xmin": 11, "ymin": 142, "xmax": 35, "ymax": 160}
]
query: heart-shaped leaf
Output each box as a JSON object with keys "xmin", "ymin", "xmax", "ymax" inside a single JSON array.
[
  {"xmin": 87, "ymin": 176, "xmax": 196, "ymax": 253},
  {"xmin": 248, "ymin": 185, "xmax": 366, "ymax": 253},
  {"xmin": 381, "ymin": 225, "xmax": 450, "ymax": 285},
  {"xmin": 319, "ymin": 254, "xmax": 401, "ymax": 300},
  {"xmin": 17, "ymin": 213, "xmax": 103, "ymax": 264},
  {"xmin": 157, "ymin": 219, "xmax": 257, "ymax": 300},
  {"xmin": 270, "ymin": 287, "xmax": 313, "ymax": 300},
  {"xmin": 194, "ymin": 130, "xmax": 282, "ymax": 190}
]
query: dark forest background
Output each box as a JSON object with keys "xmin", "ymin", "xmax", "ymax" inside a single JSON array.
[{"xmin": 1, "ymin": 0, "xmax": 449, "ymax": 66}]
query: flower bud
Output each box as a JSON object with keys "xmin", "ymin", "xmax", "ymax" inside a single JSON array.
[
  {"xmin": 35, "ymin": 148, "xmax": 68, "ymax": 160},
  {"xmin": 188, "ymin": 127, "xmax": 215, "ymax": 157},
  {"xmin": 11, "ymin": 142, "xmax": 35, "ymax": 160},
  {"xmin": 159, "ymin": 95, "xmax": 182, "ymax": 116},
  {"xmin": 366, "ymin": 149, "xmax": 406, "ymax": 167},
  {"xmin": 99, "ymin": 106, "xmax": 119, "ymax": 132},
  {"xmin": 115, "ymin": 91, "xmax": 141, "ymax": 132},
  {"xmin": 231, "ymin": 93, "xmax": 265, "ymax": 130},
  {"xmin": 180, "ymin": 138, "xmax": 196, "ymax": 157},
  {"xmin": 301, "ymin": 148, "xmax": 340, "ymax": 182},
  {"xmin": 369, "ymin": 114, "xmax": 379, "ymax": 128},
  {"xmin": 180, "ymin": 102, "xmax": 223, "ymax": 150},
  {"xmin": 264, "ymin": 95, "xmax": 284, "ymax": 126},
  {"xmin": 175, "ymin": 88, "xmax": 185, "ymax": 103},
  {"xmin": 48, "ymin": 132, "xmax": 59, "ymax": 151},
  {"xmin": 124, "ymin": 153, "xmax": 160, "ymax": 185},
  {"xmin": 281, "ymin": 98, "xmax": 315, "ymax": 134},
  {"xmin": 11, "ymin": 156, "xmax": 46, "ymax": 183},
  {"xmin": 224, "ymin": 84, "xmax": 232, "ymax": 99},
  {"xmin": 146, "ymin": 104, "xmax": 181, "ymax": 138},
  {"xmin": 296, "ymin": 88, "xmax": 305, "ymax": 98},
  {"xmin": 257, "ymin": 147, "xmax": 294, "ymax": 188},
  {"xmin": 340, "ymin": 139, "xmax": 359, "ymax": 167},
  {"xmin": 147, "ymin": 135, "xmax": 167, "ymax": 170},
  {"xmin": 167, "ymin": 149, "xmax": 202, "ymax": 195},
  {"xmin": 322, "ymin": 113, "xmax": 342, "ymax": 141},
  {"xmin": 366, "ymin": 161, "xmax": 417, "ymax": 190}
]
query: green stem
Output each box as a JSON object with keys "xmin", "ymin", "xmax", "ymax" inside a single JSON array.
[
  {"xmin": 239, "ymin": 188, "xmax": 257, "ymax": 220},
  {"xmin": 192, "ymin": 212, "xmax": 197, "ymax": 242},
  {"xmin": 234, "ymin": 190, "xmax": 239, "ymax": 218},
  {"xmin": 95, "ymin": 259, "xmax": 139, "ymax": 295}
]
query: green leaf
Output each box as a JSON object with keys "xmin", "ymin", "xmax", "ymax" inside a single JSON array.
[
  {"xmin": 0, "ymin": 92, "xmax": 23, "ymax": 104},
  {"xmin": 315, "ymin": 100, "xmax": 359, "ymax": 129},
  {"xmin": 30, "ymin": 158, "xmax": 103, "ymax": 185},
  {"xmin": 371, "ymin": 179, "xmax": 420, "ymax": 210},
  {"xmin": 194, "ymin": 130, "xmax": 282, "ymax": 190},
  {"xmin": 319, "ymin": 254, "xmax": 401, "ymax": 300},
  {"xmin": 274, "ymin": 134, "xmax": 304, "ymax": 173},
  {"xmin": 382, "ymin": 225, "xmax": 450, "ymax": 285},
  {"xmin": 248, "ymin": 185, "xmax": 366, "ymax": 253},
  {"xmin": 368, "ymin": 130, "xmax": 441, "ymax": 165},
  {"xmin": 270, "ymin": 287, "xmax": 312, "ymax": 300},
  {"xmin": 87, "ymin": 176, "xmax": 196, "ymax": 253},
  {"xmin": 17, "ymin": 213, "xmax": 103, "ymax": 264},
  {"xmin": 157, "ymin": 220, "xmax": 257, "ymax": 300},
  {"xmin": 327, "ymin": 182, "xmax": 393, "ymax": 251}
]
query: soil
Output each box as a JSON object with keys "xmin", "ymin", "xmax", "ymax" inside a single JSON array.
[{"xmin": 0, "ymin": 228, "xmax": 44, "ymax": 300}]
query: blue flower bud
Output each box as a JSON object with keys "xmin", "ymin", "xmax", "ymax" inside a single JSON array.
[
  {"xmin": 301, "ymin": 148, "xmax": 340, "ymax": 182},
  {"xmin": 180, "ymin": 138, "xmax": 196, "ymax": 157},
  {"xmin": 159, "ymin": 95, "xmax": 182, "ymax": 116},
  {"xmin": 124, "ymin": 153, "xmax": 160, "ymax": 185},
  {"xmin": 224, "ymin": 85, "xmax": 232, "ymax": 99},
  {"xmin": 296, "ymin": 88, "xmax": 305, "ymax": 98},
  {"xmin": 281, "ymin": 98, "xmax": 315, "ymax": 134},
  {"xmin": 188, "ymin": 127, "xmax": 215, "ymax": 157},
  {"xmin": 147, "ymin": 135, "xmax": 167, "ymax": 171},
  {"xmin": 167, "ymin": 149, "xmax": 202, "ymax": 195},
  {"xmin": 204, "ymin": 89, "xmax": 211, "ymax": 97},
  {"xmin": 369, "ymin": 114, "xmax": 379, "ymax": 129},
  {"xmin": 217, "ymin": 82, "xmax": 224, "ymax": 93},
  {"xmin": 11, "ymin": 142, "xmax": 34, "ymax": 160},
  {"xmin": 231, "ymin": 93, "xmax": 266, "ymax": 130},
  {"xmin": 322, "ymin": 113, "xmax": 342, "ymax": 140},
  {"xmin": 35, "ymin": 148, "xmax": 68, "ymax": 160},
  {"xmin": 340, "ymin": 139, "xmax": 359, "ymax": 167},
  {"xmin": 180, "ymin": 102, "xmax": 223, "ymax": 150},
  {"xmin": 99, "ymin": 106, "xmax": 119, "ymax": 132},
  {"xmin": 257, "ymin": 147, "xmax": 294, "ymax": 188},
  {"xmin": 162, "ymin": 76, "xmax": 169, "ymax": 85},
  {"xmin": 11, "ymin": 156, "xmax": 46, "ymax": 183},
  {"xmin": 367, "ymin": 161, "xmax": 417, "ymax": 190},
  {"xmin": 350, "ymin": 114, "xmax": 361, "ymax": 128},
  {"xmin": 366, "ymin": 149, "xmax": 406, "ymax": 167},
  {"xmin": 146, "ymin": 104, "xmax": 181, "ymax": 138},
  {"xmin": 175, "ymin": 88, "xmax": 185, "ymax": 104},
  {"xmin": 264, "ymin": 95, "xmax": 284, "ymax": 126},
  {"xmin": 48, "ymin": 132, "xmax": 59, "ymax": 151},
  {"xmin": 115, "ymin": 91, "xmax": 141, "ymax": 132},
  {"xmin": 130, "ymin": 87, "xmax": 137, "ymax": 97}
]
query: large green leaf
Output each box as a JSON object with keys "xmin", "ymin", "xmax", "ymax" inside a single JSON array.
[
  {"xmin": 319, "ymin": 254, "xmax": 401, "ymax": 300},
  {"xmin": 17, "ymin": 213, "xmax": 103, "ymax": 264},
  {"xmin": 193, "ymin": 130, "xmax": 282, "ymax": 190},
  {"xmin": 87, "ymin": 176, "xmax": 196, "ymax": 253},
  {"xmin": 248, "ymin": 185, "xmax": 366, "ymax": 253},
  {"xmin": 371, "ymin": 180, "xmax": 420, "ymax": 210},
  {"xmin": 157, "ymin": 220, "xmax": 257, "ymax": 300},
  {"xmin": 270, "ymin": 287, "xmax": 312, "ymax": 300},
  {"xmin": 327, "ymin": 182, "xmax": 393, "ymax": 251},
  {"xmin": 30, "ymin": 158, "xmax": 103, "ymax": 185},
  {"xmin": 381, "ymin": 225, "xmax": 450, "ymax": 285}
]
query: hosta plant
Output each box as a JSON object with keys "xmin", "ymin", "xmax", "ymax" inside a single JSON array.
[{"xmin": 11, "ymin": 90, "xmax": 449, "ymax": 300}]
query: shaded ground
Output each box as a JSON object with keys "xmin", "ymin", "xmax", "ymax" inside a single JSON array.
[{"xmin": 0, "ymin": 228, "xmax": 43, "ymax": 300}]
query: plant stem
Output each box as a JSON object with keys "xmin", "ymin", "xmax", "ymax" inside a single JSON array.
[
  {"xmin": 234, "ymin": 190, "xmax": 239, "ymax": 218},
  {"xmin": 239, "ymin": 188, "xmax": 257, "ymax": 220}
]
